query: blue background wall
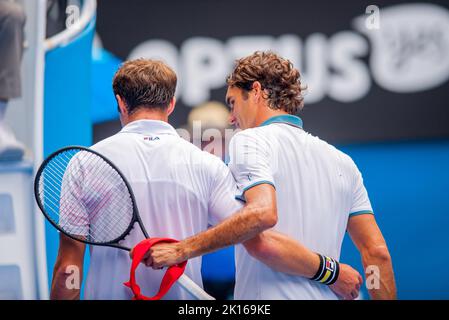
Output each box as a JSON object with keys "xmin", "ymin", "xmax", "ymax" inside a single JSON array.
[
  {"xmin": 200, "ymin": 139, "xmax": 449, "ymax": 299},
  {"xmin": 340, "ymin": 140, "xmax": 449, "ymax": 299}
]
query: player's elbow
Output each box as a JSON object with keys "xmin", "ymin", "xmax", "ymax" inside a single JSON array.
[
  {"xmin": 52, "ymin": 261, "xmax": 81, "ymax": 284},
  {"xmin": 52, "ymin": 254, "xmax": 82, "ymax": 284},
  {"xmin": 53, "ymin": 261, "xmax": 74, "ymax": 274},
  {"xmin": 244, "ymin": 238, "xmax": 263, "ymax": 259},
  {"xmin": 364, "ymin": 244, "xmax": 392, "ymax": 265},
  {"xmin": 263, "ymin": 213, "xmax": 277, "ymax": 229},
  {"xmin": 260, "ymin": 210, "xmax": 277, "ymax": 230},
  {"xmin": 244, "ymin": 235, "xmax": 271, "ymax": 260},
  {"xmin": 51, "ymin": 260, "xmax": 82, "ymax": 300}
]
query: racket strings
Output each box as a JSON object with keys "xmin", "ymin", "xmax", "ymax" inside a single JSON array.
[
  {"xmin": 59, "ymin": 150, "xmax": 134, "ymax": 241},
  {"xmin": 55, "ymin": 152, "xmax": 130, "ymax": 226},
  {"xmin": 55, "ymin": 151, "xmax": 131, "ymax": 229},
  {"xmin": 43, "ymin": 151, "xmax": 103, "ymax": 226},
  {"xmin": 38, "ymin": 149, "xmax": 134, "ymax": 243},
  {"xmin": 45, "ymin": 150, "xmax": 133, "ymax": 242},
  {"xmin": 40, "ymin": 150, "xmax": 94, "ymax": 235}
]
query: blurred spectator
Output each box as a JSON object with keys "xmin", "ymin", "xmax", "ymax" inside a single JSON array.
[
  {"xmin": 187, "ymin": 101, "xmax": 231, "ymax": 132},
  {"xmin": 185, "ymin": 101, "xmax": 234, "ymax": 162},
  {"xmin": 0, "ymin": 0, "xmax": 26, "ymax": 161}
]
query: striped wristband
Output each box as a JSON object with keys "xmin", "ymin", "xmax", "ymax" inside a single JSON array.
[{"xmin": 310, "ymin": 254, "xmax": 340, "ymax": 285}]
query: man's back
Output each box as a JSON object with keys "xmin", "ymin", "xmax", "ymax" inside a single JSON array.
[
  {"xmin": 230, "ymin": 115, "xmax": 372, "ymax": 299},
  {"xmin": 84, "ymin": 120, "xmax": 239, "ymax": 299}
]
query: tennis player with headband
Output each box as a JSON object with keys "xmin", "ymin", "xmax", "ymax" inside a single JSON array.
[{"xmin": 143, "ymin": 52, "xmax": 397, "ymax": 300}]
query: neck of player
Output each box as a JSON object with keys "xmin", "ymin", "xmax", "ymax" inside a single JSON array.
[
  {"xmin": 253, "ymin": 105, "xmax": 290, "ymax": 128},
  {"xmin": 124, "ymin": 108, "xmax": 170, "ymax": 125}
]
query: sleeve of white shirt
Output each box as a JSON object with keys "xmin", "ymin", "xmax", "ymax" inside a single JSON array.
[
  {"xmin": 59, "ymin": 156, "xmax": 89, "ymax": 237},
  {"xmin": 207, "ymin": 157, "xmax": 243, "ymax": 226},
  {"xmin": 349, "ymin": 165, "xmax": 374, "ymax": 218},
  {"xmin": 228, "ymin": 130, "xmax": 275, "ymax": 202}
]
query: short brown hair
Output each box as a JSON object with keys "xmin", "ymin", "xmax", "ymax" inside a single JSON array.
[
  {"xmin": 227, "ymin": 51, "xmax": 305, "ymax": 114},
  {"xmin": 112, "ymin": 59, "xmax": 177, "ymax": 114}
]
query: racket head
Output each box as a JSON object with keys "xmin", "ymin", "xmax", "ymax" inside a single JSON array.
[{"xmin": 34, "ymin": 146, "xmax": 143, "ymax": 249}]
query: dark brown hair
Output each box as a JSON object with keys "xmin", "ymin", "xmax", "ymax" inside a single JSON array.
[
  {"xmin": 113, "ymin": 59, "xmax": 177, "ymax": 114},
  {"xmin": 227, "ymin": 51, "xmax": 305, "ymax": 114}
]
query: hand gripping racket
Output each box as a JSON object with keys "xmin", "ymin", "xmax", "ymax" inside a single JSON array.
[{"xmin": 34, "ymin": 146, "xmax": 214, "ymax": 300}]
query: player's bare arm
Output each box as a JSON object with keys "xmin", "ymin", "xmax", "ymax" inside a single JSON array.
[
  {"xmin": 136, "ymin": 183, "xmax": 277, "ymax": 268},
  {"xmin": 347, "ymin": 214, "xmax": 397, "ymax": 299},
  {"xmin": 50, "ymin": 233, "xmax": 85, "ymax": 300},
  {"xmin": 241, "ymin": 184, "xmax": 363, "ymax": 300},
  {"xmin": 144, "ymin": 183, "xmax": 363, "ymax": 299}
]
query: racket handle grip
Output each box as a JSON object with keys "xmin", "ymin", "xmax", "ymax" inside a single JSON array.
[{"xmin": 177, "ymin": 274, "xmax": 215, "ymax": 300}]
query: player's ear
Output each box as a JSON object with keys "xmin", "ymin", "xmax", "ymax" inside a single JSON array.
[
  {"xmin": 116, "ymin": 95, "xmax": 128, "ymax": 115},
  {"xmin": 252, "ymin": 81, "xmax": 263, "ymax": 102},
  {"xmin": 167, "ymin": 97, "xmax": 176, "ymax": 116}
]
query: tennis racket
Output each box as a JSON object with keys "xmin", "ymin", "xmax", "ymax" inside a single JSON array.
[{"xmin": 34, "ymin": 146, "xmax": 214, "ymax": 300}]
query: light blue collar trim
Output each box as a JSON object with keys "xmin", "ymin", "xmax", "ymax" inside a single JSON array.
[
  {"xmin": 259, "ymin": 115, "xmax": 303, "ymax": 128},
  {"xmin": 120, "ymin": 119, "xmax": 178, "ymax": 136}
]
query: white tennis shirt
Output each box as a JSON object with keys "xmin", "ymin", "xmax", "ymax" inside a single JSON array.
[
  {"xmin": 228, "ymin": 115, "xmax": 373, "ymax": 300},
  {"xmin": 82, "ymin": 120, "xmax": 240, "ymax": 299}
]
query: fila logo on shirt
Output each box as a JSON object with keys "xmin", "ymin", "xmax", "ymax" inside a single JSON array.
[{"xmin": 144, "ymin": 136, "xmax": 160, "ymax": 141}]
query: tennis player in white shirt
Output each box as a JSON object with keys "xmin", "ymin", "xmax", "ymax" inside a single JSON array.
[
  {"xmin": 51, "ymin": 58, "xmax": 359, "ymax": 300},
  {"xmin": 51, "ymin": 59, "xmax": 262, "ymax": 299},
  {"xmin": 145, "ymin": 52, "xmax": 396, "ymax": 300}
]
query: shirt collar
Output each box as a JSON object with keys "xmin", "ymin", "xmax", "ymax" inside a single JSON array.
[
  {"xmin": 120, "ymin": 119, "xmax": 179, "ymax": 136},
  {"xmin": 259, "ymin": 114, "xmax": 303, "ymax": 129}
]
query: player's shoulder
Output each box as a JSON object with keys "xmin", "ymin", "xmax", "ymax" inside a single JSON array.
[
  {"xmin": 90, "ymin": 133, "xmax": 123, "ymax": 152},
  {"xmin": 174, "ymin": 136, "xmax": 227, "ymax": 171},
  {"xmin": 308, "ymin": 133, "xmax": 358, "ymax": 171},
  {"xmin": 229, "ymin": 127, "xmax": 270, "ymax": 148},
  {"xmin": 233, "ymin": 126, "xmax": 270, "ymax": 138}
]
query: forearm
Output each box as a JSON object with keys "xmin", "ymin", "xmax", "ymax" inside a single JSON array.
[
  {"xmin": 50, "ymin": 233, "xmax": 85, "ymax": 300},
  {"xmin": 147, "ymin": 184, "xmax": 277, "ymax": 268},
  {"xmin": 181, "ymin": 203, "xmax": 276, "ymax": 260},
  {"xmin": 244, "ymin": 230, "xmax": 320, "ymax": 278},
  {"xmin": 361, "ymin": 246, "xmax": 396, "ymax": 299},
  {"xmin": 50, "ymin": 259, "xmax": 83, "ymax": 300}
]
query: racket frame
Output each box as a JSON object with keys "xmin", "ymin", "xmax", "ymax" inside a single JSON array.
[
  {"xmin": 35, "ymin": 145, "xmax": 215, "ymax": 300},
  {"xmin": 34, "ymin": 145, "xmax": 149, "ymax": 251}
]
